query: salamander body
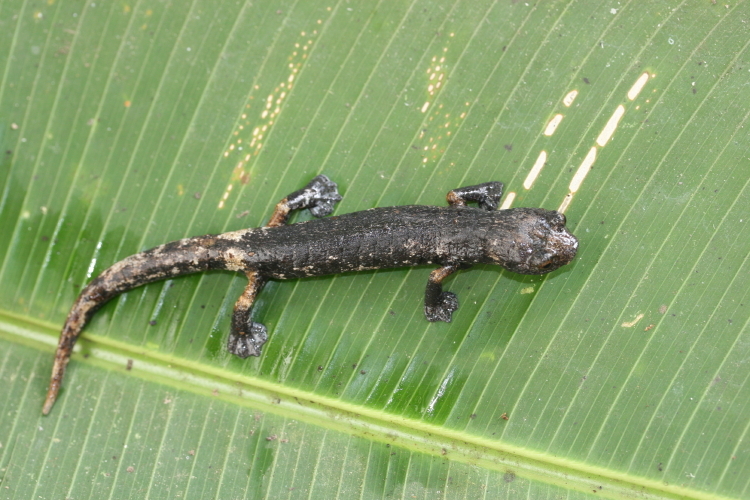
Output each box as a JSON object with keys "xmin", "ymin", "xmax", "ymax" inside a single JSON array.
[{"xmin": 43, "ymin": 176, "xmax": 578, "ymax": 414}]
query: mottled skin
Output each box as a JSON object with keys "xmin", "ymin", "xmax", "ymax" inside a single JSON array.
[{"xmin": 43, "ymin": 176, "xmax": 578, "ymax": 415}]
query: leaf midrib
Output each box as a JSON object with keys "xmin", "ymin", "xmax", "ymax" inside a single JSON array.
[{"xmin": 0, "ymin": 309, "xmax": 726, "ymax": 500}]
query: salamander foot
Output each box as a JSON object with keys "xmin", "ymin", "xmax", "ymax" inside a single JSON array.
[
  {"xmin": 227, "ymin": 322, "xmax": 268, "ymax": 358},
  {"xmin": 424, "ymin": 291, "xmax": 459, "ymax": 322},
  {"xmin": 446, "ymin": 182, "xmax": 504, "ymax": 211},
  {"xmin": 289, "ymin": 174, "xmax": 343, "ymax": 218}
]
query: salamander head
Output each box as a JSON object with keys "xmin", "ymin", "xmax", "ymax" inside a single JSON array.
[{"xmin": 485, "ymin": 208, "xmax": 578, "ymax": 275}]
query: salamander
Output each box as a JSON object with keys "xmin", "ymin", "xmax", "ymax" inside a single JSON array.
[{"xmin": 42, "ymin": 175, "xmax": 578, "ymax": 414}]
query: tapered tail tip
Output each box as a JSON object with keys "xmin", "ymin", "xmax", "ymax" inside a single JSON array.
[
  {"xmin": 42, "ymin": 368, "xmax": 63, "ymax": 415},
  {"xmin": 42, "ymin": 386, "xmax": 58, "ymax": 415},
  {"xmin": 42, "ymin": 398, "xmax": 53, "ymax": 416}
]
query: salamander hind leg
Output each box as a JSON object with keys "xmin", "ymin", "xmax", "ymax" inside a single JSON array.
[
  {"xmin": 232, "ymin": 175, "xmax": 341, "ymax": 356},
  {"xmin": 227, "ymin": 270, "xmax": 268, "ymax": 358},
  {"xmin": 424, "ymin": 265, "xmax": 461, "ymax": 322},
  {"xmin": 267, "ymin": 175, "xmax": 342, "ymax": 227},
  {"xmin": 446, "ymin": 182, "xmax": 503, "ymax": 211}
]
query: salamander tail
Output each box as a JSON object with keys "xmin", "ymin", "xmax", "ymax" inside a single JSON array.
[
  {"xmin": 42, "ymin": 290, "xmax": 102, "ymax": 415},
  {"xmin": 42, "ymin": 236, "xmax": 221, "ymax": 415}
]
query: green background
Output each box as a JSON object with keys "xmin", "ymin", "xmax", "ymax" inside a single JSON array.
[{"xmin": 1, "ymin": 0, "xmax": 749, "ymax": 498}]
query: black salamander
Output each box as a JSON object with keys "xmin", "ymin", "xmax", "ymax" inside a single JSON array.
[{"xmin": 43, "ymin": 176, "xmax": 578, "ymax": 414}]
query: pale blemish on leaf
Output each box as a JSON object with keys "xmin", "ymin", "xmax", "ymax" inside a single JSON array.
[
  {"xmin": 217, "ymin": 26, "xmax": 326, "ymax": 209},
  {"xmin": 621, "ymin": 313, "xmax": 645, "ymax": 328}
]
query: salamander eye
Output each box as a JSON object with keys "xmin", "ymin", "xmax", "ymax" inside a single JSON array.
[{"xmin": 550, "ymin": 212, "xmax": 566, "ymax": 228}]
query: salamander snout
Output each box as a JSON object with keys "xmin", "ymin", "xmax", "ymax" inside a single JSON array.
[
  {"xmin": 532, "ymin": 211, "xmax": 578, "ymax": 274},
  {"xmin": 486, "ymin": 208, "xmax": 578, "ymax": 275}
]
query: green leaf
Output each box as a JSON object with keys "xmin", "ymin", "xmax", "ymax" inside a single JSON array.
[{"xmin": 1, "ymin": 0, "xmax": 749, "ymax": 498}]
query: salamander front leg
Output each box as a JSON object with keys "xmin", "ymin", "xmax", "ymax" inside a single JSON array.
[
  {"xmin": 227, "ymin": 270, "xmax": 268, "ymax": 358},
  {"xmin": 424, "ymin": 264, "xmax": 461, "ymax": 322},
  {"xmin": 446, "ymin": 181, "xmax": 504, "ymax": 211},
  {"xmin": 267, "ymin": 174, "xmax": 342, "ymax": 227}
]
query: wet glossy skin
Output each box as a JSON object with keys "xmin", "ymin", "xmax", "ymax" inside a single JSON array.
[{"xmin": 43, "ymin": 177, "xmax": 578, "ymax": 415}]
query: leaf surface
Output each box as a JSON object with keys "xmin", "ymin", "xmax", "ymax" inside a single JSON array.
[{"xmin": 1, "ymin": 0, "xmax": 749, "ymax": 498}]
